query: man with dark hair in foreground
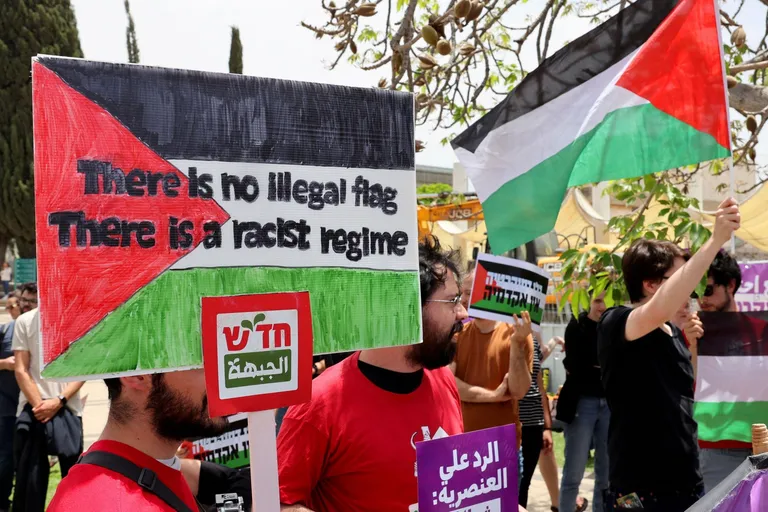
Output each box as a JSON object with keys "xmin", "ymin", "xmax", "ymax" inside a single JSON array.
[
  {"xmin": 598, "ymin": 198, "xmax": 740, "ymax": 511},
  {"xmin": 48, "ymin": 369, "xmax": 232, "ymax": 511},
  {"xmin": 278, "ymin": 236, "xmax": 467, "ymax": 512}
]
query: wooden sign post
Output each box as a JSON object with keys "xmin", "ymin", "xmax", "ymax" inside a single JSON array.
[{"xmin": 202, "ymin": 292, "xmax": 313, "ymax": 511}]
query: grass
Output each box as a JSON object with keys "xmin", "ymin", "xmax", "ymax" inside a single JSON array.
[
  {"xmin": 9, "ymin": 462, "xmax": 62, "ymax": 508},
  {"xmin": 552, "ymin": 431, "xmax": 595, "ymax": 470},
  {"xmin": 47, "ymin": 465, "xmax": 62, "ymax": 506}
]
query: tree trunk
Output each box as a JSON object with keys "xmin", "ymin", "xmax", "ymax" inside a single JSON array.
[
  {"xmin": 15, "ymin": 238, "xmax": 36, "ymax": 259},
  {"xmin": 0, "ymin": 233, "xmax": 8, "ymax": 266},
  {"xmin": 729, "ymin": 83, "xmax": 768, "ymax": 113}
]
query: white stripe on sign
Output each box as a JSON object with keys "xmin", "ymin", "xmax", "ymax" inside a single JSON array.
[
  {"xmin": 695, "ymin": 355, "xmax": 768, "ymax": 403},
  {"xmin": 168, "ymin": 160, "xmax": 418, "ymax": 272},
  {"xmin": 455, "ymin": 51, "xmax": 645, "ymax": 202}
]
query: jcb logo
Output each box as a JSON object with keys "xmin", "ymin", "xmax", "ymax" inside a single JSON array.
[
  {"xmin": 447, "ymin": 208, "xmax": 474, "ymax": 220},
  {"xmin": 222, "ymin": 312, "xmax": 292, "ymax": 352}
]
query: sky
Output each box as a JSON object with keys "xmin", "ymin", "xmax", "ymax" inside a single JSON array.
[
  {"xmin": 69, "ymin": 0, "xmax": 768, "ymax": 173},
  {"xmin": 68, "ymin": 0, "xmax": 593, "ymax": 170}
]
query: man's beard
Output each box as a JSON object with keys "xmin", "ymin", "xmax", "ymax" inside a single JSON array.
[
  {"xmin": 716, "ymin": 295, "xmax": 733, "ymax": 312},
  {"xmin": 407, "ymin": 317, "xmax": 463, "ymax": 370},
  {"xmin": 146, "ymin": 375, "xmax": 229, "ymax": 442}
]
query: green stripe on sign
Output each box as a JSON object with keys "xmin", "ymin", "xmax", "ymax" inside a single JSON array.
[
  {"xmin": 471, "ymin": 299, "xmax": 543, "ymax": 324},
  {"xmin": 42, "ymin": 267, "xmax": 420, "ymax": 378},
  {"xmin": 694, "ymin": 401, "xmax": 768, "ymax": 443},
  {"xmin": 482, "ymin": 103, "xmax": 730, "ymax": 254}
]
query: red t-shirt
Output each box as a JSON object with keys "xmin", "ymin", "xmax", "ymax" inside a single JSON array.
[
  {"xmin": 48, "ymin": 440, "xmax": 198, "ymax": 511},
  {"xmin": 278, "ymin": 352, "xmax": 464, "ymax": 512}
]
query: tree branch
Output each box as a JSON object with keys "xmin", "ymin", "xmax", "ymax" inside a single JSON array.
[
  {"xmin": 611, "ymin": 181, "xmax": 660, "ymax": 255},
  {"xmin": 730, "ymin": 60, "xmax": 768, "ymax": 74},
  {"xmin": 729, "ymin": 82, "xmax": 768, "ymax": 112}
]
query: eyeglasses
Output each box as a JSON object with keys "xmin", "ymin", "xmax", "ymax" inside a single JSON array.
[
  {"xmin": 691, "ymin": 285, "xmax": 716, "ymax": 299},
  {"xmin": 426, "ymin": 295, "xmax": 464, "ymax": 309},
  {"xmin": 19, "ymin": 297, "xmax": 37, "ymax": 305}
]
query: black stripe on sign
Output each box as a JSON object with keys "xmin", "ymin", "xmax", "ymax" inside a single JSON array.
[
  {"xmin": 36, "ymin": 56, "xmax": 414, "ymax": 170},
  {"xmin": 479, "ymin": 259, "xmax": 549, "ymax": 289},
  {"xmin": 697, "ymin": 312, "xmax": 768, "ymax": 357},
  {"xmin": 451, "ymin": 0, "xmax": 679, "ymax": 154}
]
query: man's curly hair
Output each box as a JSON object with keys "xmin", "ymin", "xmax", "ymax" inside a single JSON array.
[
  {"xmin": 709, "ymin": 249, "xmax": 741, "ymax": 291},
  {"xmin": 419, "ymin": 235, "xmax": 461, "ymax": 305}
]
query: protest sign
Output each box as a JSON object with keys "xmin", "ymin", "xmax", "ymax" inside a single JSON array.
[
  {"xmin": 202, "ymin": 292, "xmax": 312, "ymax": 417},
  {"xmin": 416, "ymin": 424, "xmax": 518, "ymax": 512},
  {"xmin": 694, "ymin": 311, "xmax": 768, "ymax": 444},
  {"xmin": 188, "ymin": 414, "xmax": 250, "ymax": 469},
  {"xmin": 736, "ymin": 261, "xmax": 768, "ymax": 311},
  {"xmin": 32, "ymin": 56, "xmax": 419, "ymax": 380},
  {"xmin": 468, "ymin": 253, "xmax": 549, "ymax": 330}
]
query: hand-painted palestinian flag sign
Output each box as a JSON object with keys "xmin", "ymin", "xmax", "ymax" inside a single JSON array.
[
  {"xmin": 695, "ymin": 312, "xmax": 768, "ymax": 445},
  {"xmin": 452, "ymin": 0, "xmax": 730, "ymax": 255},
  {"xmin": 33, "ymin": 56, "xmax": 419, "ymax": 380}
]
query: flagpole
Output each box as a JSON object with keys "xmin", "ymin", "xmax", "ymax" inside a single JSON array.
[
  {"xmin": 728, "ymin": 156, "xmax": 736, "ymax": 253},
  {"xmin": 714, "ymin": 0, "xmax": 737, "ymax": 254}
]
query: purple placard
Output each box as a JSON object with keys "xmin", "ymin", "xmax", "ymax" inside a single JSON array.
[
  {"xmin": 736, "ymin": 261, "xmax": 768, "ymax": 311},
  {"xmin": 416, "ymin": 424, "xmax": 518, "ymax": 512}
]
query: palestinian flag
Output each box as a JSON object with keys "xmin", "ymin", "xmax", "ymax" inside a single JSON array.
[
  {"xmin": 695, "ymin": 312, "xmax": 768, "ymax": 444},
  {"xmin": 452, "ymin": 0, "xmax": 730, "ymax": 255}
]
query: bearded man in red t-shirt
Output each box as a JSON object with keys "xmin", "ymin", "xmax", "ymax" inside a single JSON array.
[
  {"xmin": 48, "ymin": 369, "xmax": 231, "ymax": 511},
  {"xmin": 277, "ymin": 236, "xmax": 468, "ymax": 512}
]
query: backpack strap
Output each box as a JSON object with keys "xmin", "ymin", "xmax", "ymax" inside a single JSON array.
[{"xmin": 78, "ymin": 451, "xmax": 200, "ymax": 512}]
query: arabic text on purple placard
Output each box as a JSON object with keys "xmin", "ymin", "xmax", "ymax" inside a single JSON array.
[{"xmin": 416, "ymin": 424, "xmax": 518, "ymax": 512}]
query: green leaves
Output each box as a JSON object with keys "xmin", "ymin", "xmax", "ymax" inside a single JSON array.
[
  {"xmin": 557, "ymin": 169, "xmax": 712, "ymax": 313},
  {"xmin": 241, "ymin": 313, "xmax": 267, "ymax": 332}
]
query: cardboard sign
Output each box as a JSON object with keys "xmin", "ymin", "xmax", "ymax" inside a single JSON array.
[
  {"xmin": 202, "ymin": 292, "xmax": 312, "ymax": 416},
  {"xmin": 416, "ymin": 424, "xmax": 518, "ymax": 512},
  {"xmin": 469, "ymin": 253, "xmax": 549, "ymax": 329},
  {"xmin": 188, "ymin": 414, "xmax": 250, "ymax": 469},
  {"xmin": 32, "ymin": 56, "xmax": 420, "ymax": 380}
]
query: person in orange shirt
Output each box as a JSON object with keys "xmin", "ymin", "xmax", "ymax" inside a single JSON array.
[{"xmin": 451, "ymin": 270, "xmax": 534, "ymax": 482}]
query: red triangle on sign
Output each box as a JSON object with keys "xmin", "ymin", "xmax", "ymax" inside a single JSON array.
[
  {"xmin": 616, "ymin": 0, "xmax": 730, "ymax": 150},
  {"xmin": 33, "ymin": 62, "xmax": 230, "ymax": 366}
]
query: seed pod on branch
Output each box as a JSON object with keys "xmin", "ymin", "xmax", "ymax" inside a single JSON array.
[
  {"xmin": 455, "ymin": 0, "xmax": 471, "ymax": 19},
  {"xmin": 726, "ymin": 75, "xmax": 739, "ymax": 89},
  {"xmin": 418, "ymin": 54, "xmax": 438, "ymax": 70},
  {"xmin": 750, "ymin": 147, "xmax": 757, "ymax": 161},
  {"xmin": 350, "ymin": 40, "xmax": 357, "ymax": 54},
  {"xmin": 329, "ymin": 1, "xmax": 336, "ymax": 17},
  {"xmin": 335, "ymin": 40, "xmax": 347, "ymax": 51},
  {"xmin": 378, "ymin": 78, "xmax": 387, "ymax": 88},
  {"xmin": 436, "ymin": 39, "xmax": 452, "ymax": 55},
  {"xmin": 731, "ymin": 26, "xmax": 747, "ymax": 49},
  {"xmin": 392, "ymin": 52, "xmax": 403, "ymax": 74},
  {"xmin": 415, "ymin": 140, "xmax": 425, "ymax": 152},
  {"xmin": 465, "ymin": 1, "xmax": 483, "ymax": 23},
  {"xmin": 416, "ymin": 93, "xmax": 430, "ymax": 106},
  {"xmin": 428, "ymin": 14, "xmax": 447, "ymax": 39},
  {"xmin": 421, "ymin": 25, "xmax": 439, "ymax": 46},
  {"xmin": 414, "ymin": 75, "xmax": 427, "ymax": 86},
  {"xmin": 458, "ymin": 42, "xmax": 475, "ymax": 56},
  {"xmin": 355, "ymin": 3, "xmax": 377, "ymax": 16},
  {"xmin": 747, "ymin": 115, "xmax": 758, "ymax": 133}
]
